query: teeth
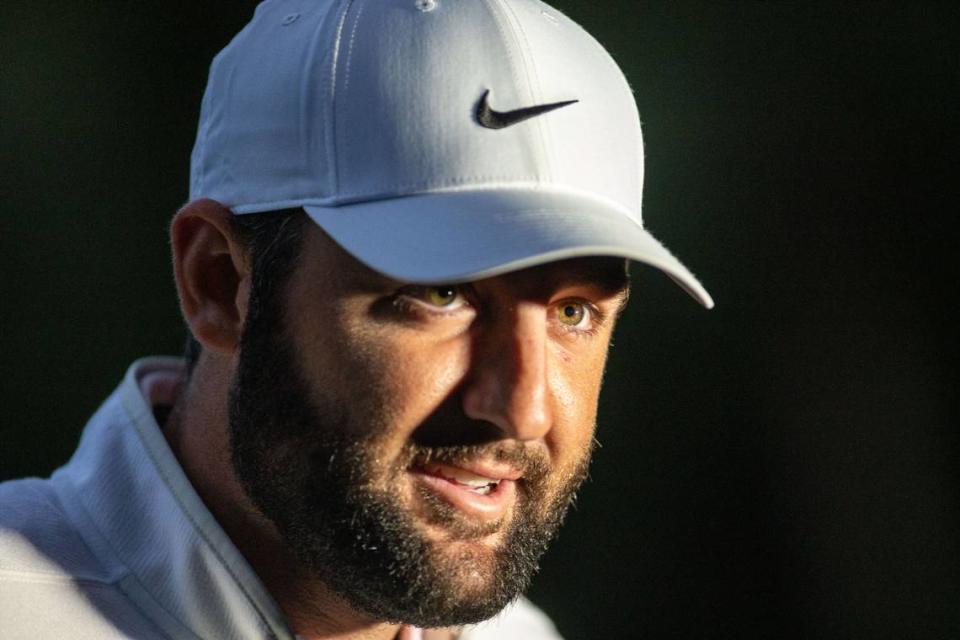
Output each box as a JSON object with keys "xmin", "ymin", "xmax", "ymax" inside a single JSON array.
[{"xmin": 425, "ymin": 464, "xmax": 501, "ymax": 489}]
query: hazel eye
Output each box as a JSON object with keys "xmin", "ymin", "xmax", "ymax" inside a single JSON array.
[
  {"xmin": 423, "ymin": 286, "xmax": 460, "ymax": 307},
  {"xmin": 557, "ymin": 301, "xmax": 587, "ymax": 326},
  {"xmin": 395, "ymin": 284, "xmax": 469, "ymax": 315}
]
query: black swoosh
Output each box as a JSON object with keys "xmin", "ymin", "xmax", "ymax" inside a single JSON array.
[{"xmin": 475, "ymin": 89, "xmax": 578, "ymax": 130}]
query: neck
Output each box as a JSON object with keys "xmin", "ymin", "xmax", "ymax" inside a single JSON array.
[{"xmin": 161, "ymin": 356, "xmax": 404, "ymax": 640}]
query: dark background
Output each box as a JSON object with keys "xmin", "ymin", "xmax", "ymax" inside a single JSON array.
[{"xmin": 2, "ymin": 2, "xmax": 958, "ymax": 638}]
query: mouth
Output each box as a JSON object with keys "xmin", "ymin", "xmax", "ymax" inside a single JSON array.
[{"xmin": 408, "ymin": 461, "xmax": 521, "ymax": 523}]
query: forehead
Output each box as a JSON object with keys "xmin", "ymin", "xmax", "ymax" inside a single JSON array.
[{"xmin": 298, "ymin": 220, "xmax": 630, "ymax": 297}]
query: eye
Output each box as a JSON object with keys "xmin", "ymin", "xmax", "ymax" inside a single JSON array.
[
  {"xmin": 397, "ymin": 285, "xmax": 470, "ymax": 313},
  {"xmin": 557, "ymin": 301, "xmax": 588, "ymax": 327},
  {"xmin": 423, "ymin": 286, "xmax": 460, "ymax": 308}
]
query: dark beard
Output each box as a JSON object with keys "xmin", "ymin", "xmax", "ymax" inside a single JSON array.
[{"xmin": 228, "ymin": 297, "xmax": 592, "ymax": 628}]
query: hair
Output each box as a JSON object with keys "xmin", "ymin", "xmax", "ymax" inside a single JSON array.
[{"xmin": 182, "ymin": 207, "xmax": 308, "ymax": 377}]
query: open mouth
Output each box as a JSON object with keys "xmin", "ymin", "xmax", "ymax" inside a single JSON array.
[
  {"xmin": 409, "ymin": 461, "xmax": 521, "ymax": 521},
  {"xmin": 421, "ymin": 463, "xmax": 502, "ymax": 495}
]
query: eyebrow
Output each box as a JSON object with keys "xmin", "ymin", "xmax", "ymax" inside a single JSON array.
[
  {"xmin": 557, "ymin": 257, "xmax": 630, "ymax": 288},
  {"xmin": 359, "ymin": 255, "xmax": 633, "ymax": 312},
  {"xmin": 546, "ymin": 257, "xmax": 632, "ymax": 308}
]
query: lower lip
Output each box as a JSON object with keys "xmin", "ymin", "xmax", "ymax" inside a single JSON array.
[{"xmin": 409, "ymin": 470, "xmax": 517, "ymax": 522}]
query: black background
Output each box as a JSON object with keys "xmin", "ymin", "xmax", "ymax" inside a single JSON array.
[{"xmin": 2, "ymin": 2, "xmax": 958, "ymax": 638}]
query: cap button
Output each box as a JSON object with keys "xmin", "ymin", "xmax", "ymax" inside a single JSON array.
[{"xmin": 415, "ymin": 0, "xmax": 437, "ymax": 12}]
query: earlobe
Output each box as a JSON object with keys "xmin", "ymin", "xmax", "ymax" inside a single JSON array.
[{"xmin": 170, "ymin": 199, "xmax": 249, "ymax": 355}]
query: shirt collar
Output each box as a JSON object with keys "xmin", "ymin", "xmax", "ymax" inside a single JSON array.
[{"xmin": 54, "ymin": 357, "xmax": 293, "ymax": 640}]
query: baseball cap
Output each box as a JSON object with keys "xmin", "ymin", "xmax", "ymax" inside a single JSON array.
[{"xmin": 190, "ymin": 0, "xmax": 714, "ymax": 309}]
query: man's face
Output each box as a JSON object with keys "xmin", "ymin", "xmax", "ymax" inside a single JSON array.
[{"xmin": 229, "ymin": 222, "xmax": 628, "ymax": 627}]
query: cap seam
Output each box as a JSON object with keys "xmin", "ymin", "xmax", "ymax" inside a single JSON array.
[
  {"xmin": 490, "ymin": 0, "xmax": 555, "ymax": 180},
  {"xmin": 301, "ymin": 1, "xmax": 333, "ymax": 189},
  {"xmin": 480, "ymin": 0, "xmax": 549, "ymax": 184},
  {"xmin": 481, "ymin": 0, "xmax": 526, "ymax": 105},
  {"xmin": 340, "ymin": 0, "xmax": 366, "ymax": 97},
  {"xmin": 328, "ymin": 0, "xmax": 357, "ymax": 197}
]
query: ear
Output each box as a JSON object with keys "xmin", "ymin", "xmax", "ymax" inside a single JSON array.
[{"xmin": 170, "ymin": 199, "xmax": 250, "ymax": 355}]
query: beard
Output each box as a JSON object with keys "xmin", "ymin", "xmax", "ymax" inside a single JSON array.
[{"xmin": 228, "ymin": 292, "xmax": 593, "ymax": 628}]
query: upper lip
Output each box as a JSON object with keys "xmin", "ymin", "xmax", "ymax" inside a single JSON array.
[{"xmin": 417, "ymin": 460, "xmax": 523, "ymax": 482}]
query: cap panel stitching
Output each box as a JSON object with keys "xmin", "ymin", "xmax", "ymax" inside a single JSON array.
[
  {"xmin": 484, "ymin": 0, "xmax": 551, "ymax": 182},
  {"xmin": 340, "ymin": 0, "xmax": 367, "ymax": 96},
  {"xmin": 480, "ymin": 0, "xmax": 532, "ymax": 104},
  {"xmin": 328, "ymin": 0, "xmax": 358, "ymax": 197},
  {"xmin": 300, "ymin": 2, "xmax": 335, "ymax": 193},
  {"xmin": 488, "ymin": 0, "xmax": 554, "ymax": 181}
]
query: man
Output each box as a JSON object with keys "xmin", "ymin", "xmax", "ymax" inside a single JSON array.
[{"xmin": 0, "ymin": 0, "xmax": 712, "ymax": 638}]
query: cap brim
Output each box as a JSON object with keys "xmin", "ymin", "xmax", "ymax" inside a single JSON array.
[{"xmin": 303, "ymin": 188, "xmax": 713, "ymax": 309}]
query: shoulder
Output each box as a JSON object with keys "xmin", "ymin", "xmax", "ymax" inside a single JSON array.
[
  {"xmin": 0, "ymin": 477, "xmax": 157, "ymax": 638},
  {"xmin": 459, "ymin": 596, "xmax": 564, "ymax": 640},
  {"xmin": 0, "ymin": 475, "xmax": 107, "ymax": 580},
  {"xmin": 0, "ymin": 476, "xmax": 79, "ymax": 574}
]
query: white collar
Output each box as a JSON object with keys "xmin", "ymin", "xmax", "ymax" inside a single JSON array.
[{"xmin": 53, "ymin": 357, "xmax": 293, "ymax": 640}]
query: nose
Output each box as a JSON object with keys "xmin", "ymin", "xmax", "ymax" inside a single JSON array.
[{"xmin": 461, "ymin": 303, "xmax": 554, "ymax": 441}]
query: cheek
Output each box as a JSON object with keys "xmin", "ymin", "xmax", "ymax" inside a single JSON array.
[
  {"xmin": 297, "ymin": 313, "xmax": 471, "ymax": 442},
  {"xmin": 547, "ymin": 346, "xmax": 608, "ymax": 462},
  {"xmin": 364, "ymin": 333, "xmax": 471, "ymax": 430}
]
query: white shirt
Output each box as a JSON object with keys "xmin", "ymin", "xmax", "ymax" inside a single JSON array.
[{"xmin": 0, "ymin": 358, "xmax": 563, "ymax": 640}]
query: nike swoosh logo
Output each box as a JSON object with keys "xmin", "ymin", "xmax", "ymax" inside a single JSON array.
[{"xmin": 475, "ymin": 89, "xmax": 578, "ymax": 130}]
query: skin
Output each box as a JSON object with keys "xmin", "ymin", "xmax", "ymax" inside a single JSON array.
[{"xmin": 165, "ymin": 199, "xmax": 629, "ymax": 640}]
